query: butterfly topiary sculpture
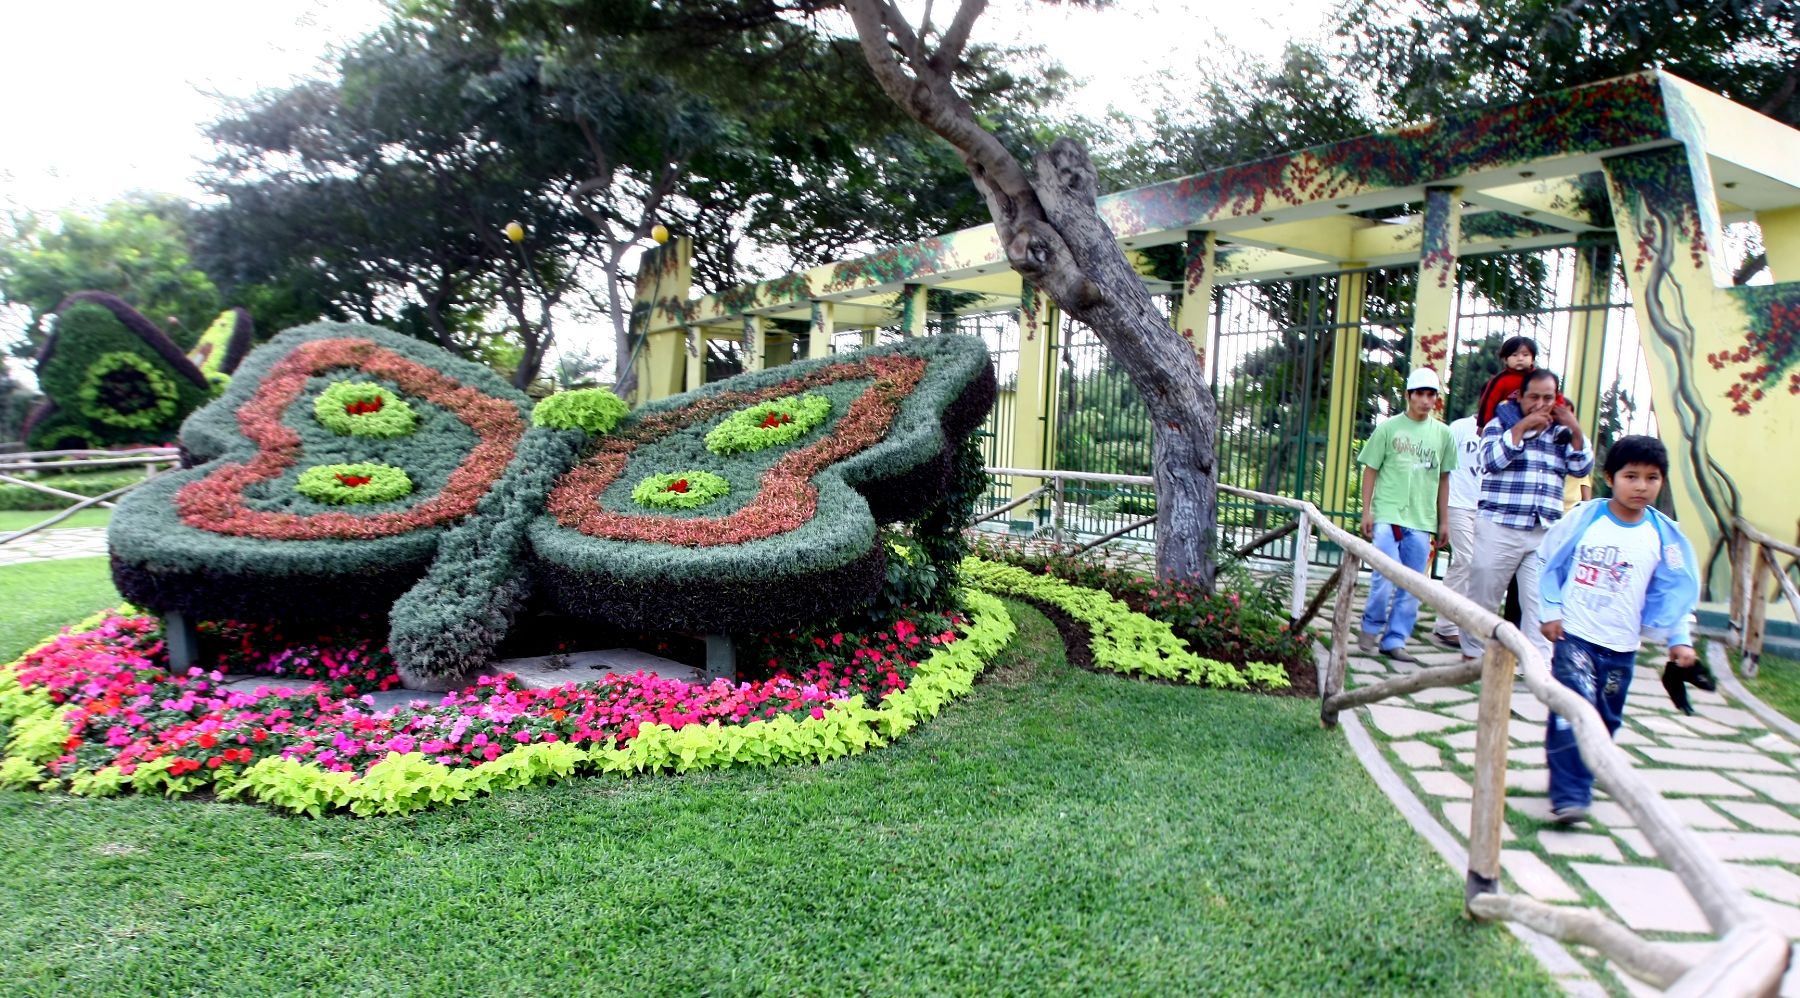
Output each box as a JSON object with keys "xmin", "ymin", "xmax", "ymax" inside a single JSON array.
[{"xmin": 108, "ymin": 322, "xmax": 996, "ymax": 689}]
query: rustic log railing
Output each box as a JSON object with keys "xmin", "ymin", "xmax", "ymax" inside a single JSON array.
[
  {"xmin": 981, "ymin": 466, "xmax": 1790, "ymax": 994},
  {"xmin": 0, "ymin": 447, "xmax": 178, "ymax": 546},
  {"xmin": 1728, "ymin": 517, "xmax": 1800, "ymax": 679}
]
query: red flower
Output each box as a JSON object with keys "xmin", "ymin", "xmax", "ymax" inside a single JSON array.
[
  {"xmin": 666, "ymin": 479, "xmax": 689, "ymax": 494},
  {"xmin": 345, "ymin": 396, "xmax": 384, "ymax": 415},
  {"xmin": 335, "ymin": 474, "xmax": 372, "ymax": 487}
]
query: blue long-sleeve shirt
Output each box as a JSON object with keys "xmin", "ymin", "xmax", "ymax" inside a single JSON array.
[{"xmin": 1476, "ymin": 410, "xmax": 1593, "ymax": 530}]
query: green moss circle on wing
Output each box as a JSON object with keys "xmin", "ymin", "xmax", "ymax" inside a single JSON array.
[
  {"xmin": 295, "ymin": 462, "xmax": 414, "ymax": 504},
  {"xmin": 704, "ymin": 393, "xmax": 832, "ymax": 455},
  {"xmin": 77, "ymin": 352, "xmax": 180, "ymax": 429},
  {"xmin": 314, "ymin": 382, "xmax": 418, "ymax": 437},
  {"xmin": 533, "ymin": 387, "xmax": 628, "ymax": 434},
  {"xmin": 630, "ymin": 470, "xmax": 730, "ymax": 510}
]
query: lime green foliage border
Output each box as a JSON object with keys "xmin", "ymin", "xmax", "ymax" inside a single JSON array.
[
  {"xmin": 703, "ymin": 393, "xmax": 832, "ymax": 455},
  {"xmin": 0, "ymin": 591, "xmax": 1014, "ymax": 817},
  {"xmin": 294, "ymin": 463, "xmax": 414, "ymax": 505},
  {"xmin": 533, "ymin": 388, "xmax": 628, "ymax": 434},
  {"xmin": 313, "ymin": 382, "xmax": 418, "ymax": 438},
  {"xmin": 630, "ymin": 470, "xmax": 730, "ymax": 510},
  {"xmin": 959, "ymin": 558, "xmax": 1289, "ymax": 690},
  {"xmin": 78, "ymin": 352, "xmax": 179, "ymax": 429}
]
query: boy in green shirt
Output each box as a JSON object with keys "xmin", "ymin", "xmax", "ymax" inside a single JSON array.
[{"xmin": 1357, "ymin": 367, "xmax": 1458, "ymax": 662}]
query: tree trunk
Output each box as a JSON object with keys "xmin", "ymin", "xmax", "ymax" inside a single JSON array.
[{"xmin": 843, "ymin": 0, "xmax": 1219, "ymax": 586}]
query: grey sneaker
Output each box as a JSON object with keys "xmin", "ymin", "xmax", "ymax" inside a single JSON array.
[
  {"xmin": 1357, "ymin": 631, "xmax": 1380, "ymax": 655},
  {"xmin": 1551, "ymin": 805, "xmax": 1589, "ymax": 826},
  {"xmin": 1384, "ymin": 646, "xmax": 1423, "ymax": 664}
]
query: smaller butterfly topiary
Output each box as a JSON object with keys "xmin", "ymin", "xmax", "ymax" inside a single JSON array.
[
  {"xmin": 296, "ymin": 462, "xmax": 414, "ymax": 504},
  {"xmin": 77, "ymin": 351, "xmax": 181, "ymax": 429},
  {"xmin": 315, "ymin": 382, "xmax": 418, "ymax": 437},
  {"xmin": 703, "ymin": 393, "xmax": 832, "ymax": 455},
  {"xmin": 630, "ymin": 470, "xmax": 730, "ymax": 510}
]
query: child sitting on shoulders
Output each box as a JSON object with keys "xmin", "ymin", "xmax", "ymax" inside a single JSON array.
[{"xmin": 1536, "ymin": 435, "xmax": 1700, "ymax": 825}]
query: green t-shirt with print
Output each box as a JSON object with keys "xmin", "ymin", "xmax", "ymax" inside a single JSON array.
[{"xmin": 1358, "ymin": 414, "xmax": 1457, "ymax": 533}]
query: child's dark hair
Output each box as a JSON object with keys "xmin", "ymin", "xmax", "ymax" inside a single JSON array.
[
  {"xmin": 1604, "ymin": 435, "xmax": 1668, "ymax": 476},
  {"xmin": 1499, "ymin": 336, "xmax": 1538, "ymax": 361}
]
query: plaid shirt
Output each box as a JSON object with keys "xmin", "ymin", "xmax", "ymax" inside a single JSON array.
[{"xmin": 1476, "ymin": 417, "xmax": 1594, "ymax": 530}]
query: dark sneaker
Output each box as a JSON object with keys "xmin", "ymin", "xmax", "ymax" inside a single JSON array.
[
  {"xmin": 1551, "ymin": 805, "xmax": 1589, "ymax": 826},
  {"xmin": 1384, "ymin": 646, "xmax": 1423, "ymax": 664},
  {"xmin": 1357, "ymin": 632, "xmax": 1379, "ymax": 655},
  {"xmin": 1662, "ymin": 666, "xmax": 1696, "ymax": 716},
  {"xmin": 1429, "ymin": 631, "xmax": 1462, "ymax": 651}
]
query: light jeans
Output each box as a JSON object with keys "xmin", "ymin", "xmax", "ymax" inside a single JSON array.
[
  {"xmin": 1431, "ymin": 507, "xmax": 1478, "ymax": 640},
  {"xmin": 1459, "ymin": 516, "xmax": 1552, "ymax": 663},
  {"xmin": 1361, "ymin": 523, "xmax": 1433, "ymax": 653}
]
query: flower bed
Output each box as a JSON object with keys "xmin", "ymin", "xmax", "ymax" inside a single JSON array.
[
  {"xmin": 969, "ymin": 537, "xmax": 1315, "ymax": 681},
  {"xmin": 959, "ymin": 558, "xmax": 1289, "ymax": 690},
  {"xmin": 0, "ymin": 592, "xmax": 1015, "ymax": 816}
]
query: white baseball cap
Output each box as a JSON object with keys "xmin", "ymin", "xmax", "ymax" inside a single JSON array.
[{"xmin": 1405, "ymin": 367, "xmax": 1442, "ymax": 393}]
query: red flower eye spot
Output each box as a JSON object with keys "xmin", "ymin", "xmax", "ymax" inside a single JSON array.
[
  {"xmin": 335, "ymin": 474, "xmax": 372, "ymax": 487},
  {"xmin": 345, "ymin": 396, "xmax": 385, "ymax": 415},
  {"xmin": 666, "ymin": 478, "xmax": 689, "ymax": 494},
  {"xmin": 758, "ymin": 411, "xmax": 793, "ymax": 429}
]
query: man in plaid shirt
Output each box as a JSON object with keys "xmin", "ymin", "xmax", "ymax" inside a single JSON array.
[{"xmin": 1459, "ymin": 369, "xmax": 1593, "ymax": 663}]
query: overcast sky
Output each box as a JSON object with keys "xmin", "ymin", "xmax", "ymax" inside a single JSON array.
[{"xmin": 0, "ymin": 0, "xmax": 1339, "ymax": 216}]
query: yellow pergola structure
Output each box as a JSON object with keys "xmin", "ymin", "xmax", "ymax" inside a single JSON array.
[{"xmin": 631, "ymin": 71, "xmax": 1800, "ymax": 594}]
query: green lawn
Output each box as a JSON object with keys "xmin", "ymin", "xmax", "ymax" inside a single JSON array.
[
  {"xmin": 0, "ymin": 508, "xmax": 113, "ymax": 533},
  {"xmin": 0, "ymin": 592, "xmax": 1554, "ymax": 996},
  {"xmin": 0, "ymin": 557, "xmax": 123, "ymax": 663},
  {"xmin": 1743, "ymin": 649, "xmax": 1800, "ymax": 724}
]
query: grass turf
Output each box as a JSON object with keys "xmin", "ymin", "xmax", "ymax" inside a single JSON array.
[
  {"xmin": 0, "ymin": 508, "xmax": 113, "ymax": 532},
  {"xmin": 1742, "ymin": 649, "xmax": 1800, "ymax": 724},
  {"xmin": 0, "ymin": 598, "xmax": 1556, "ymax": 996},
  {"xmin": 0, "ymin": 556, "xmax": 123, "ymax": 663}
]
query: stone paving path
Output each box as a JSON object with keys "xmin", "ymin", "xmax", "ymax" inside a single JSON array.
[
  {"xmin": 0, "ymin": 526, "xmax": 109, "ymax": 566},
  {"xmin": 1325, "ymin": 585, "xmax": 1800, "ymax": 995}
]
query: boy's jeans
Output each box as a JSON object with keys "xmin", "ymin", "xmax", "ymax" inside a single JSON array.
[
  {"xmin": 1360, "ymin": 523, "xmax": 1431, "ymax": 653},
  {"xmin": 1545, "ymin": 631, "xmax": 1638, "ymax": 811}
]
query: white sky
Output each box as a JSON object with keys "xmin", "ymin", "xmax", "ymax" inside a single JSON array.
[
  {"xmin": 0, "ymin": 0, "xmax": 1338, "ymax": 371},
  {"xmin": 0, "ymin": 0, "xmax": 1339, "ymax": 215}
]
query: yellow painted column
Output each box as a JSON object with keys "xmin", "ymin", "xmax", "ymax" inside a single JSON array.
[
  {"xmin": 1320, "ymin": 271, "xmax": 1368, "ymax": 520},
  {"xmin": 901, "ymin": 283, "xmax": 928, "ymax": 337},
  {"xmin": 1562, "ymin": 246, "xmax": 1611, "ymax": 434},
  {"xmin": 642, "ymin": 329, "xmax": 685, "ymax": 401},
  {"xmin": 1761, "ymin": 205, "xmax": 1800, "ymax": 282},
  {"xmin": 1173, "ymin": 230, "xmax": 1216, "ymax": 366},
  {"xmin": 741, "ymin": 315, "xmax": 767, "ymax": 372},
  {"xmin": 684, "ymin": 326, "xmax": 704, "ymax": 390},
  {"xmin": 1410, "ymin": 185, "xmax": 1463, "ymax": 385},
  {"xmin": 1005, "ymin": 285, "xmax": 1058, "ymax": 520},
  {"xmin": 807, "ymin": 301, "xmax": 834, "ymax": 360},
  {"xmin": 1601, "ymin": 145, "xmax": 1796, "ymax": 595}
]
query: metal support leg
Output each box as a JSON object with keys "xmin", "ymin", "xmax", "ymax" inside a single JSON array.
[
  {"xmin": 704, "ymin": 634, "xmax": 736, "ymax": 683},
  {"xmin": 165, "ymin": 611, "xmax": 201, "ymax": 672}
]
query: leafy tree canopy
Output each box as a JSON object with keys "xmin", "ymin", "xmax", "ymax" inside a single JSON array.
[{"xmin": 1, "ymin": 194, "xmax": 219, "ymax": 358}]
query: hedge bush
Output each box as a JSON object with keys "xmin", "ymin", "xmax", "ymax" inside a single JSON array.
[{"xmin": 0, "ymin": 471, "xmax": 145, "ymax": 511}]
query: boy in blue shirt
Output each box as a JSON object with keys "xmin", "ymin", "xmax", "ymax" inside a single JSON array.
[{"xmin": 1536, "ymin": 435, "xmax": 1701, "ymax": 824}]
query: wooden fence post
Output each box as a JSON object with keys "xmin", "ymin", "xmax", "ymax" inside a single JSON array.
[
  {"xmin": 1729, "ymin": 527, "xmax": 1750, "ymax": 647},
  {"xmin": 1051, "ymin": 475, "xmax": 1066, "ymax": 540},
  {"xmin": 1322, "ymin": 553, "xmax": 1359, "ymax": 726},
  {"xmin": 1289, "ymin": 511, "xmax": 1311, "ymax": 620},
  {"xmin": 1746, "ymin": 546, "xmax": 1771, "ymax": 679},
  {"xmin": 1466, "ymin": 640, "xmax": 1519, "ymax": 910}
]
